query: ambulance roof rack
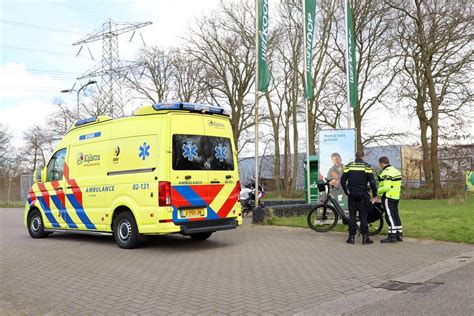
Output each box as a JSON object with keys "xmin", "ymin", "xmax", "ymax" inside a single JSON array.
[
  {"xmin": 151, "ymin": 102, "xmax": 230, "ymax": 117},
  {"xmin": 72, "ymin": 116, "xmax": 112, "ymax": 128}
]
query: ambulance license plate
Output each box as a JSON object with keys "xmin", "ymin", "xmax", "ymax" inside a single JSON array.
[{"xmin": 180, "ymin": 208, "xmax": 206, "ymax": 218}]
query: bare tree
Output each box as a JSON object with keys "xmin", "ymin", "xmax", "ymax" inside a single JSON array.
[
  {"xmin": 307, "ymin": 0, "xmax": 341, "ymax": 154},
  {"xmin": 0, "ymin": 124, "xmax": 9, "ymax": 161},
  {"xmin": 0, "ymin": 124, "xmax": 12, "ymax": 183},
  {"xmin": 171, "ymin": 50, "xmax": 209, "ymax": 103},
  {"xmin": 388, "ymin": 0, "xmax": 473, "ymax": 198},
  {"xmin": 48, "ymin": 98, "xmax": 76, "ymax": 139},
  {"xmin": 22, "ymin": 125, "xmax": 54, "ymax": 173},
  {"xmin": 330, "ymin": 0, "xmax": 400, "ymax": 151},
  {"xmin": 125, "ymin": 46, "xmax": 174, "ymax": 104},
  {"xmin": 273, "ymin": 0, "xmax": 304, "ymax": 196},
  {"xmin": 186, "ymin": 0, "xmax": 257, "ymax": 152}
]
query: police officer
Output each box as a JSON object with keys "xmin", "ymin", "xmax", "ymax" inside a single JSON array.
[
  {"xmin": 340, "ymin": 151, "xmax": 377, "ymax": 245},
  {"xmin": 377, "ymin": 156, "xmax": 403, "ymax": 243}
]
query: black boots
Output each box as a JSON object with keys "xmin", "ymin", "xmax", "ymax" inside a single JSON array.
[
  {"xmin": 381, "ymin": 234, "xmax": 398, "ymax": 243},
  {"xmin": 362, "ymin": 234, "xmax": 373, "ymax": 245},
  {"xmin": 396, "ymin": 232, "xmax": 404, "ymax": 242},
  {"xmin": 346, "ymin": 234, "xmax": 373, "ymax": 244}
]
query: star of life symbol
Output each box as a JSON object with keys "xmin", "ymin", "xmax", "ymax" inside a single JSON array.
[
  {"xmin": 182, "ymin": 141, "xmax": 198, "ymax": 161},
  {"xmin": 139, "ymin": 142, "xmax": 150, "ymax": 160},
  {"xmin": 214, "ymin": 143, "xmax": 227, "ymax": 162}
]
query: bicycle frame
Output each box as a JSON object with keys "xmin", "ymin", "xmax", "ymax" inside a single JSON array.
[{"xmin": 320, "ymin": 184, "xmax": 348, "ymax": 221}]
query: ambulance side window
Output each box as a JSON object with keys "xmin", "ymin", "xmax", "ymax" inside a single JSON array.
[{"xmin": 46, "ymin": 148, "xmax": 67, "ymax": 181}]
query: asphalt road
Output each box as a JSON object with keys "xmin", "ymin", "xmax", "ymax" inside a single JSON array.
[
  {"xmin": 1, "ymin": 208, "xmax": 473, "ymax": 315},
  {"xmin": 347, "ymin": 262, "xmax": 474, "ymax": 316}
]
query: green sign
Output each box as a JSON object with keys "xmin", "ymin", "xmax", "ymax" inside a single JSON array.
[
  {"xmin": 466, "ymin": 171, "xmax": 474, "ymax": 192},
  {"xmin": 304, "ymin": 0, "xmax": 316, "ymax": 100},
  {"xmin": 346, "ymin": 0, "xmax": 358, "ymax": 108},
  {"xmin": 304, "ymin": 156, "xmax": 319, "ymax": 203},
  {"xmin": 257, "ymin": 0, "xmax": 271, "ymax": 92}
]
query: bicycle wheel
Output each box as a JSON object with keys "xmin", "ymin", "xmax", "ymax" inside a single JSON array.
[
  {"xmin": 307, "ymin": 204, "xmax": 339, "ymax": 233},
  {"xmin": 356, "ymin": 217, "xmax": 384, "ymax": 236}
]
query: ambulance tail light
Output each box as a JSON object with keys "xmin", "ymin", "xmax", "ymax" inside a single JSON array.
[
  {"xmin": 237, "ymin": 181, "xmax": 241, "ymax": 199},
  {"xmin": 159, "ymin": 181, "xmax": 172, "ymax": 206}
]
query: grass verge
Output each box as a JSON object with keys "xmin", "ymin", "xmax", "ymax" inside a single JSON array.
[
  {"xmin": 268, "ymin": 193, "xmax": 474, "ymax": 244},
  {"xmin": 0, "ymin": 201, "xmax": 24, "ymax": 208}
]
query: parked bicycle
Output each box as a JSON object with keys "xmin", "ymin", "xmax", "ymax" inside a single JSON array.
[{"xmin": 307, "ymin": 178, "xmax": 384, "ymax": 236}]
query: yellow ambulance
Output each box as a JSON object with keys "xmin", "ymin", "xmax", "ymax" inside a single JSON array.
[{"xmin": 25, "ymin": 102, "xmax": 242, "ymax": 248}]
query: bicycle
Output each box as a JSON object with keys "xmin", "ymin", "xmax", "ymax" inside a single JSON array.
[{"xmin": 307, "ymin": 178, "xmax": 384, "ymax": 236}]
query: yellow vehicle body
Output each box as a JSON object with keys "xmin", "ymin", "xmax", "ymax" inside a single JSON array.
[{"xmin": 24, "ymin": 103, "xmax": 242, "ymax": 244}]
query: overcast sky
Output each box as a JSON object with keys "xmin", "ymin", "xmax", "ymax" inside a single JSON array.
[
  {"xmin": 1, "ymin": 0, "xmax": 421, "ymax": 152},
  {"xmin": 0, "ymin": 0, "xmax": 220, "ymax": 142}
]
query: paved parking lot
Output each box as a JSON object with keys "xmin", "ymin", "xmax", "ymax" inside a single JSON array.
[{"xmin": 1, "ymin": 208, "xmax": 472, "ymax": 315}]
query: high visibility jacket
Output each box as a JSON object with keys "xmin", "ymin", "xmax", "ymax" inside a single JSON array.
[
  {"xmin": 377, "ymin": 165, "xmax": 402, "ymax": 200},
  {"xmin": 340, "ymin": 158, "xmax": 377, "ymax": 197}
]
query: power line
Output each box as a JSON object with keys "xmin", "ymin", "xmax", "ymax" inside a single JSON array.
[
  {"xmin": 3, "ymin": 74, "xmax": 78, "ymax": 80},
  {"xmin": 0, "ymin": 45, "xmax": 93, "ymax": 59},
  {"xmin": 2, "ymin": 68, "xmax": 81, "ymax": 75},
  {"xmin": 0, "ymin": 19, "xmax": 147, "ymax": 47},
  {"xmin": 0, "ymin": 19, "xmax": 84, "ymax": 34},
  {"xmin": 48, "ymin": 3, "xmax": 115, "ymax": 19}
]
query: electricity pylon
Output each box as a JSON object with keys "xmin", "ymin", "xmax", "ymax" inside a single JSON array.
[{"xmin": 73, "ymin": 18, "xmax": 152, "ymax": 117}]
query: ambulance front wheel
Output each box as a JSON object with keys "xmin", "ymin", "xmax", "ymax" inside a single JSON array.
[
  {"xmin": 27, "ymin": 209, "xmax": 49, "ymax": 238},
  {"xmin": 113, "ymin": 212, "xmax": 140, "ymax": 249},
  {"xmin": 189, "ymin": 232, "xmax": 213, "ymax": 241}
]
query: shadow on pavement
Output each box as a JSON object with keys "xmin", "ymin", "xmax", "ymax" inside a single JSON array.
[{"xmin": 47, "ymin": 231, "xmax": 234, "ymax": 251}]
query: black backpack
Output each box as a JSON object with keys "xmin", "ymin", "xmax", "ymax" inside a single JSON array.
[{"xmin": 367, "ymin": 203, "xmax": 383, "ymax": 223}]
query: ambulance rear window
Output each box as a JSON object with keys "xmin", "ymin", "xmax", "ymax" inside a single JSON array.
[{"xmin": 172, "ymin": 135, "xmax": 234, "ymax": 170}]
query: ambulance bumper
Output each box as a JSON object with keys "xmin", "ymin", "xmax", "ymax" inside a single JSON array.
[{"xmin": 179, "ymin": 218, "xmax": 238, "ymax": 235}]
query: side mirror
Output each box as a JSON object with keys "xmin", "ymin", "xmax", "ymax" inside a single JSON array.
[{"xmin": 33, "ymin": 169, "xmax": 42, "ymax": 183}]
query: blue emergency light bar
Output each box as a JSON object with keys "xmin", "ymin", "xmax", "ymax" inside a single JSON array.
[
  {"xmin": 75, "ymin": 117, "xmax": 97, "ymax": 127},
  {"xmin": 152, "ymin": 102, "xmax": 229, "ymax": 116}
]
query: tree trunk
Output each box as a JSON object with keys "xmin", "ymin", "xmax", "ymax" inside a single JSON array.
[
  {"xmin": 283, "ymin": 112, "xmax": 291, "ymax": 197},
  {"xmin": 429, "ymin": 108, "xmax": 442, "ymax": 198},
  {"xmin": 414, "ymin": 0, "xmax": 443, "ymax": 198},
  {"xmin": 265, "ymin": 92, "xmax": 282, "ymax": 196},
  {"xmin": 291, "ymin": 102, "xmax": 299, "ymax": 196},
  {"xmin": 419, "ymin": 119, "xmax": 432, "ymax": 188}
]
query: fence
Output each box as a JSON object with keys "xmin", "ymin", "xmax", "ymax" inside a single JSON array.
[{"xmin": 0, "ymin": 174, "xmax": 32, "ymax": 204}]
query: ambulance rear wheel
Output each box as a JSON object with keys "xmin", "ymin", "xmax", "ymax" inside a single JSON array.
[
  {"xmin": 27, "ymin": 209, "xmax": 48, "ymax": 238},
  {"xmin": 189, "ymin": 232, "xmax": 213, "ymax": 241},
  {"xmin": 114, "ymin": 212, "xmax": 140, "ymax": 249}
]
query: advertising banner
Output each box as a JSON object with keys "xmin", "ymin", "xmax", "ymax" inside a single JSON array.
[{"xmin": 318, "ymin": 129, "xmax": 356, "ymax": 209}]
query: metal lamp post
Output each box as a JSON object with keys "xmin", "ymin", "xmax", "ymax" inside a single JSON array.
[{"xmin": 60, "ymin": 80, "xmax": 97, "ymax": 119}]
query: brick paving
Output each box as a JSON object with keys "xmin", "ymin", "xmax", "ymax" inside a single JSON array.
[{"xmin": 1, "ymin": 208, "xmax": 472, "ymax": 315}]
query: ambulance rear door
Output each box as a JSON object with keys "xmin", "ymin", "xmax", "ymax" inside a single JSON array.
[{"xmin": 169, "ymin": 113, "xmax": 211, "ymax": 222}]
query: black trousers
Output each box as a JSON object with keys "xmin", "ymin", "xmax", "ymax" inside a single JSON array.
[
  {"xmin": 382, "ymin": 197, "xmax": 402, "ymax": 235},
  {"xmin": 348, "ymin": 193, "xmax": 369, "ymax": 235}
]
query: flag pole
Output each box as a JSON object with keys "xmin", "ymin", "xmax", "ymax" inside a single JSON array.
[
  {"xmin": 255, "ymin": 0, "xmax": 260, "ymax": 209},
  {"xmin": 344, "ymin": 0, "xmax": 352, "ymax": 129},
  {"xmin": 303, "ymin": 0, "xmax": 312, "ymax": 204}
]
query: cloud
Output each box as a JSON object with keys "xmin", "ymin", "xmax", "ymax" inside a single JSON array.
[
  {"xmin": 0, "ymin": 63, "xmax": 67, "ymax": 145},
  {"xmin": 0, "ymin": 98, "xmax": 56, "ymax": 145},
  {"xmin": 129, "ymin": 0, "xmax": 220, "ymax": 48},
  {"xmin": 0, "ymin": 63, "xmax": 66, "ymax": 98}
]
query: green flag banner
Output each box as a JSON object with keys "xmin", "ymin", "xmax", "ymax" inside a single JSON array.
[
  {"xmin": 304, "ymin": 0, "xmax": 316, "ymax": 100},
  {"xmin": 257, "ymin": 0, "xmax": 271, "ymax": 92},
  {"xmin": 346, "ymin": 0, "xmax": 358, "ymax": 108}
]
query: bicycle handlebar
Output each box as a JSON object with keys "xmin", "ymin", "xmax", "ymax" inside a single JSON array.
[{"xmin": 322, "ymin": 178, "xmax": 336, "ymax": 192}]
